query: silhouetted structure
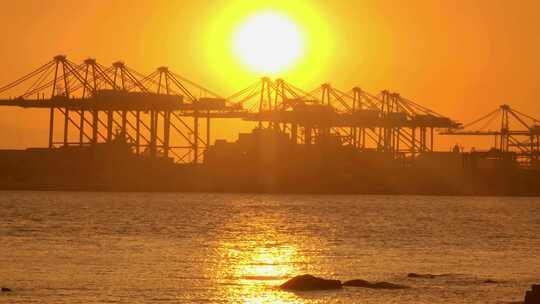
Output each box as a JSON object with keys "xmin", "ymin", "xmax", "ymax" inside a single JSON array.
[
  {"xmin": 441, "ymin": 104, "xmax": 540, "ymax": 167},
  {"xmin": 0, "ymin": 56, "xmax": 243, "ymax": 163},
  {"xmin": 0, "ymin": 55, "xmax": 461, "ymax": 163},
  {"xmin": 0, "ymin": 55, "xmax": 540, "ymax": 194},
  {"xmin": 202, "ymin": 128, "xmax": 540, "ymax": 194}
]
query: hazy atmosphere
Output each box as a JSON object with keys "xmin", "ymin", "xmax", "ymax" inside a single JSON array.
[
  {"xmin": 1, "ymin": 2, "xmax": 539, "ymax": 303},
  {"xmin": 1, "ymin": 0, "xmax": 540, "ymax": 148}
]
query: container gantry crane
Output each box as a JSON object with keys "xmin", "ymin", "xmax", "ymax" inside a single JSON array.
[
  {"xmin": 441, "ymin": 104, "xmax": 540, "ymax": 166},
  {"xmin": 0, "ymin": 55, "xmax": 244, "ymax": 163}
]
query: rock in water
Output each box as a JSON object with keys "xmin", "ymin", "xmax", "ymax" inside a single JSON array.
[
  {"xmin": 525, "ymin": 284, "xmax": 540, "ymax": 304},
  {"xmin": 280, "ymin": 274, "xmax": 342, "ymax": 291},
  {"xmin": 343, "ymin": 279, "xmax": 409, "ymax": 289},
  {"xmin": 1, "ymin": 287, "xmax": 12, "ymax": 292},
  {"xmin": 407, "ymin": 273, "xmax": 436, "ymax": 279}
]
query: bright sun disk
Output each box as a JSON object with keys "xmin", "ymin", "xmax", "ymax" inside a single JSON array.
[{"xmin": 232, "ymin": 12, "xmax": 304, "ymax": 75}]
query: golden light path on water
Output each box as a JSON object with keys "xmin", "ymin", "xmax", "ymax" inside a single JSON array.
[
  {"xmin": 208, "ymin": 198, "xmax": 311, "ymax": 303},
  {"xmin": 232, "ymin": 245, "xmax": 301, "ymax": 303},
  {"xmin": 235, "ymin": 245, "xmax": 296, "ymax": 281},
  {"xmin": 216, "ymin": 238, "xmax": 304, "ymax": 303}
]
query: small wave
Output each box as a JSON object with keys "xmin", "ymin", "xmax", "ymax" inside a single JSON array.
[
  {"xmin": 406, "ymin": 273, "xmax": 503, "ymax": 285},
  {"xmin": 407, "ymin": 272, "xmax": 467, "ymax": 279},
  {"xmin": 241, "ymin": 275, "xmax": 287, "ymax": 281}
]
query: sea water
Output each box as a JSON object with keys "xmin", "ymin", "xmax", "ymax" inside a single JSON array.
[{"xmin": 1, "ymin": 192, "xmax": 539, "ymax": 303}]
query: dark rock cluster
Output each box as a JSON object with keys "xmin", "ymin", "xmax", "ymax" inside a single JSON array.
[
  {"xmin": 280, "ymin": 274, "xmax": 409, "ymax": 291},
  {"xmin": 525, "ymin": 285, "xmax": 540, "ymax": 304},
  {"xmin": 280, "ymin": 274, "xmax": 342, "ymax": 291}
]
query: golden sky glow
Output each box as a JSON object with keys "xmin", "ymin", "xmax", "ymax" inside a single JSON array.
[{"xmin": 1, "ymin": 0, "xmax": 540, "ymax": 149}]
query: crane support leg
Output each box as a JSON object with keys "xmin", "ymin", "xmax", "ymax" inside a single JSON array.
[
  {"xmin": 411, "ymin": 128, "xmax": 416, "ymax": 157},
  {"xmin": 305, "ymin": 126, "xmax": 312, "ymax": 145},
  {"xmin": 150, "ymin": 110, "xmax": 157, "ymax": 158},
  {"xmin": 63, "ymin": 109, "xmax": 69, "ymax": 146},
  {"xmin": 164, "ymin": 111, "xmax": 171, "ymax": 158},
  {"xmin": 48, "ymin": 108, "xmax": 54, "ymax": 148},
  {"xmin": 193, "ymin": 113, "xmax": 199, "ymax": 164},
  {"xmin": 135, "ymin": 111, "xmax": 140, "ymax": 154},
  {"xmin": 92, "ymin": 110, "xmax": 98, "ymax": 144},
  {"xmin": 121, "ymin": 110, "xmax": 127, "ymax": 137},
  {"xmin": 206, "ymin": 112, "xmax": 210, "ymax": 149},
  {"xmin": 291, "ymin": 123, "xmax": 297, "ymax": 144},
  {"xmin": 107, "ymin": 111, "xmax": 113, "ymax": 142},
  {"xmin": 79, "ymin": 110, "xmax": 85, "ymax": 146},
  {"xmin": 430, "ymin": 127, "xmax": 434, "ymax": 151}
]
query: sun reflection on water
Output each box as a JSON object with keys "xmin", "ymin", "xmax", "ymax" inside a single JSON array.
[
  {"xmin": 237, "ymin": 245, "xmax": 296, "ymax": 282},
  {"xmin": 208, "ymin": 198, "xmax": 318, "ymax": 303},
  {"xmin": 233, "ymin": 245, "xmax": 303, "ymax": 303},
  {"xmin": 214, "ymin": 237, "xmax": 308, "ymax": 303}
]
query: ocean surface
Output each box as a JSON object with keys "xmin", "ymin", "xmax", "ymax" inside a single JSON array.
[{"xmin": 0, "ymin": 192, "xmax": 539, "ymax": 303}]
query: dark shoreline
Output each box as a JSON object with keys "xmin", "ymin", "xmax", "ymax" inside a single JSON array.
[
  {"xmin": 2, "ymin": 166, "xmax": 540, "ymax": 195},
  {"xmin": 2, "ymin": 143, "xmax": 540, "ymax": 196},
  {"xmin": 1, "ymin": 181, "xmax": 540, "ymax": 196}
]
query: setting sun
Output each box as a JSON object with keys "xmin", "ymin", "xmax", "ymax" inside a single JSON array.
[{"xmin": 232, "ymin": 11, "xmax": 305, "ymax": 75}]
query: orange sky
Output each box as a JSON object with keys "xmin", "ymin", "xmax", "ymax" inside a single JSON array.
[{"xmin": 1, "ymin": 0, "xmax": 539, "ymax": 150}]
